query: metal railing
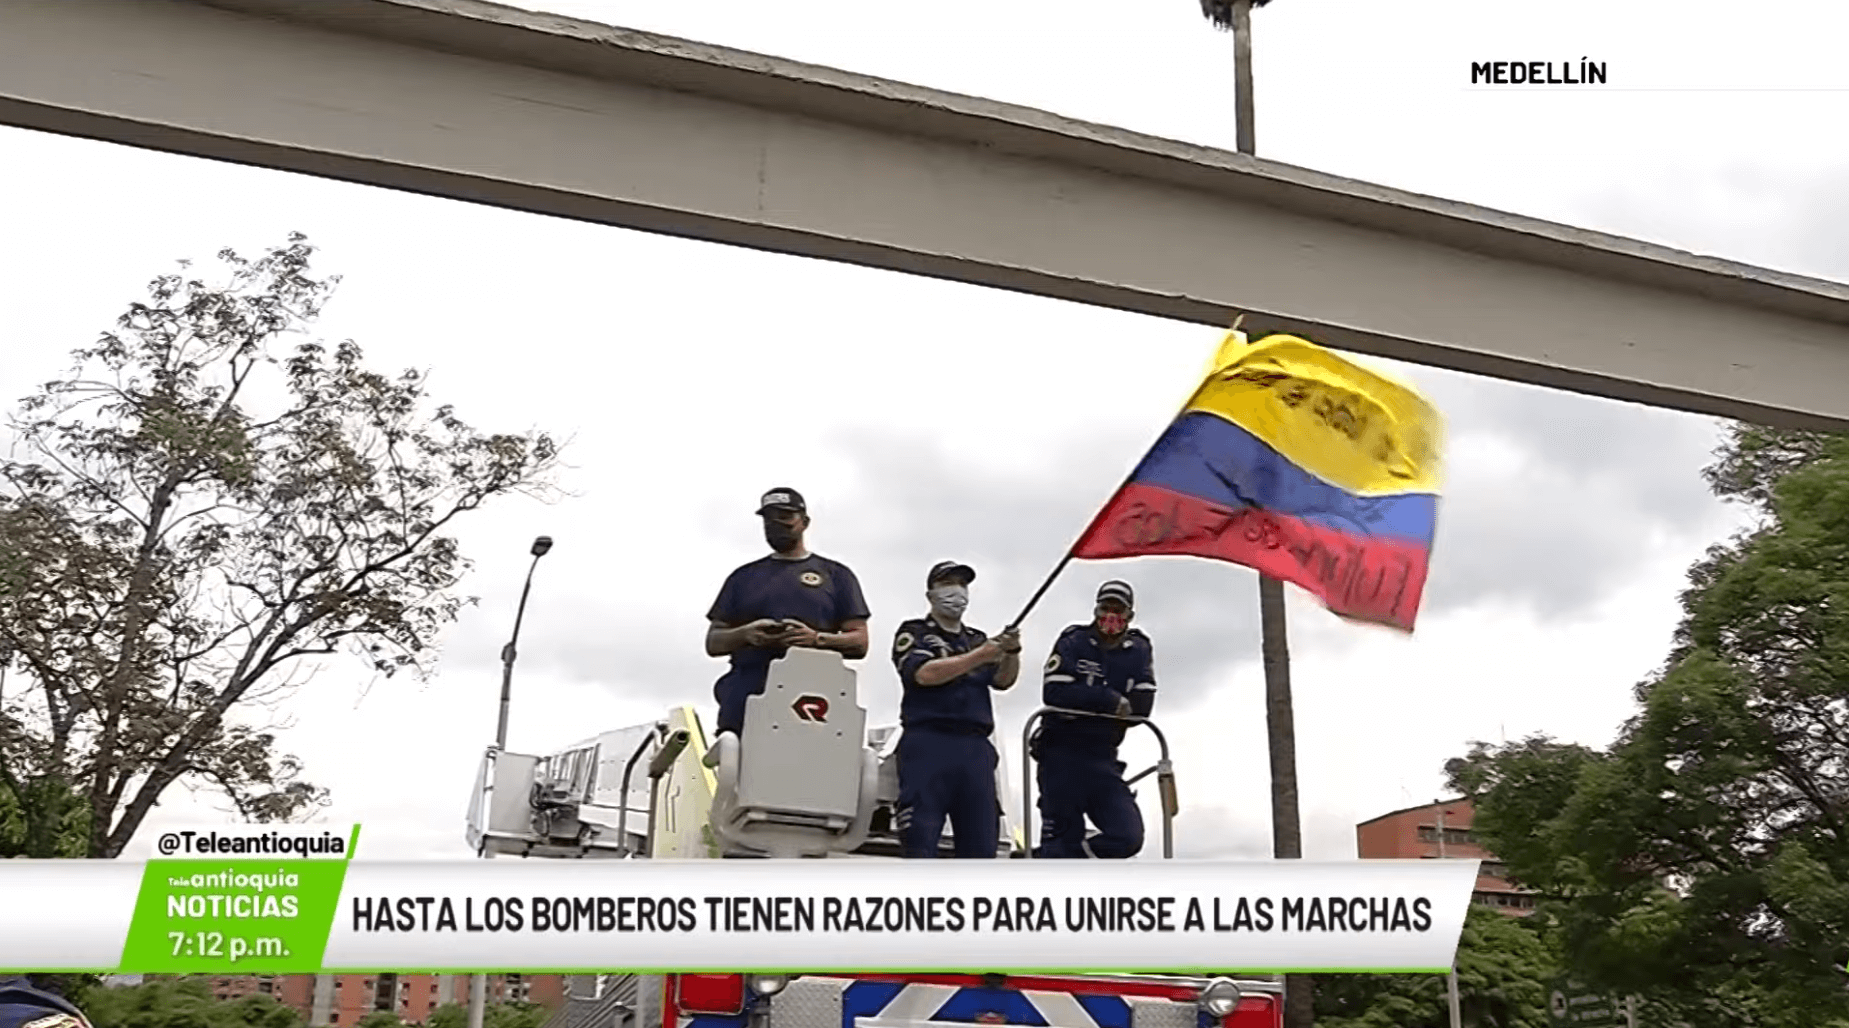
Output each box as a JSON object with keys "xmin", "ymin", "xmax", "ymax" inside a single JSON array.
[
  {"xmin": 1018, "ymin": 706, "xmax": 1178, "ymax": 859},
  {"xmin": 616, "ymin": 724, "xmax": 691, "ymax": 857}
]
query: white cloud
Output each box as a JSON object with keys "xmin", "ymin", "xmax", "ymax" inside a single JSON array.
[{"xmin": 3, "ymin": 0, "xmax": 1842, "ymax": 866}]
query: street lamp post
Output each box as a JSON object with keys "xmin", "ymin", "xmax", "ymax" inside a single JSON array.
[
  {"xmin": 1434, "ymin": 802, "xmax": 1464, "ymax": 1028},
  {"xmin": 1199, "ymin": 3, "xmax": 1305, "ymax": 1024},
  {"xmin": 470, "ymin": 535, "xmax": 554, "ymax": 1028},
  {"xmin": 496, "ymin": 535, "xmax": 554, "ymax": 752}
]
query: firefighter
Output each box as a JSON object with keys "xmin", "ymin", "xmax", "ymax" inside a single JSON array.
[
  {"xmin": 0, "ymin": 977, "xmax": 93, "ymax": 1028},
  {"xmin": 704, "ymin": 487, "xmax": 871, "ymax": 737},
  {"xmin": 891, "ymin": 560, "xmax": 1022, "ymax": 858},
  {"xmin": 1032, "ymin": 579, "xmax": 1157, "ymax": 859}
]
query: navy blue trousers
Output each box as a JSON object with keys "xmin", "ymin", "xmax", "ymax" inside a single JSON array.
[
  {"xmin": 895, "ymin": 726, "xmax": 1001, "ymax": 858},
  {"xmin": 1033, "ymin": 751, "xmax": 1144, "ymax": 859},
  {"xmin": 713, "ymin": 667, "xmax": 767, "ymax": 736}
]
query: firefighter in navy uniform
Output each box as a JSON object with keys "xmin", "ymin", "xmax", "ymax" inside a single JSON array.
[
  {"xmin": 704, "ymin": 487, "xmax": 872, "ymax": 738},
  {"xmin": 890, "ymin": 561, "xmax": 1022, "ymax": 858},
  {"xmin": 1032, "ymin": 579, "xmax": 1157, "ymax": 859},
  {"xmin": 0, "ymin": 977, "xmax": 93, "ymax": 1028}
]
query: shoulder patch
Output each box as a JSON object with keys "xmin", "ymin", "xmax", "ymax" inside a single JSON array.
[
  {"xmin": 894, "ymin": 631, "xmax": 915, "ymax": 655},
  {"xmin": 1045, "ymin": 652, "xmax": 1061, "ymax": 673},
  {"xmin": 798, "ymin": 570, "xmax": 823, "ymax": 587}
]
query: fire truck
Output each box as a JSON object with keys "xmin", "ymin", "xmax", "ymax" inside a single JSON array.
[{"xmin": 465, "ymin": 647, "xmax": 1286, "ymax": 1028}]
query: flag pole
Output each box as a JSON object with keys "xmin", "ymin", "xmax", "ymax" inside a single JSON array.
[{"xmin": 1005, "ymin": 323, "xmax": 1243, "ymax": 633}]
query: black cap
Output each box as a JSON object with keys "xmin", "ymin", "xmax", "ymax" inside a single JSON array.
[
  {"xmin": 756, "ymin": 487, "xmax": 806, "ymax": 516},
  {"xmin": 927, "ymin": 560, "xmax": 976, "ymax": 587},
  {"xmin": 1096, "ymin": 580, "xmax": 1134, "ymax": 608}
]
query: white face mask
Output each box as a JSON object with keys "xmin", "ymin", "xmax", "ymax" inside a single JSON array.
[{"xmin": 928, "ymin": 584, "xmax": 969, "ymax": 620}]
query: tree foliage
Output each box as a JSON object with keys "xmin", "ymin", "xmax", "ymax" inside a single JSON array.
[
  {"xmin": 424, "ymin": 1001, "xmax": 546, "ymax": 1028},
  {"xmin": 1451, "ymin": 421, "xmax": 1849, "ymax": 1027},
  {"xmin": 1312, "ymin": 904, "xmax": 1558, "ymax": 1028},
  {"xmin": 82, "ymin": 977, "xmax": 305, "ymax": 1028},
  {"xmin": 0, "ymin": 234, "xmax": 560, "ymax": 857},
  {"xmin": 487, "ymin": 1001, "xmax": 548, "ymax": 1028},
  {"xmin": 1198, "ymin": 0, "xmax": 1276, "ymax": 31},
  {"xmin": 425, "ymin": 1003, "xmax": 467, "ymax": 1028},
  {"xmin": 68, "ymin": 982, "xmax": 548, "ymax": 1028}
]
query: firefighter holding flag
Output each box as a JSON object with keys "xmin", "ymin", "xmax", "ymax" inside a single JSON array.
[
  {"xmin": 1032, "ymin": 579, "xmax": 1157, "ymax": 859},
  {"xmin": 1005, "ymin": 327, "xmax": 1444, "ymax": 857}
]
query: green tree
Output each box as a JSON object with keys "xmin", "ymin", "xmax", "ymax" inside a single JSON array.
[
  {"xmin": 355, "ymin": 1012, "xmax": 405, "ymax": 1028},
  {"xmin": 220, "ymin": 993, "xmax": 309, "ymax": 1028},
  {"xmin": 1312, "ymin": 903, "xmax": 1557, "ymax": 1027},
  {"xmin": 83, "ymin": 977, "xmax": 305, "ymax": 1028},
  {"xmin": 0, "ymin": 234, "xmax": 560, "ymax": 857},
  {"xmin": 419, "ymin": 1000, "xmax": 544, "ymax": 1028},
  {"xmin": 1453, "ymin": 423, "xmax": 1849, "ymax": 1027},
  {"xmin": 0, "ymin": 501, "xmax": 128, "ymax": 858},
  {"xmin": 484, "ymin": 1001, "xmax": 549, "ymax": 1028}
]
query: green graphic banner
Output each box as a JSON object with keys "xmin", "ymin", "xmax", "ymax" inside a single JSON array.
[{"xmin": 117, "ymin": 826, "xmax": 358, "ymax": 973}]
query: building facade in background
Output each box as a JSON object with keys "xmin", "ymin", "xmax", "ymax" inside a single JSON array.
[
  {"xmin": 1355, "ymin": 796, "xmax": 1535, "ymax": 915},
  {"xmin": 156, "ymin": 973, "xmax": 566, "ymax": 1026}
]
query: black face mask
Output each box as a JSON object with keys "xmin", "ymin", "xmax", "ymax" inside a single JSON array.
[{"xmin": 765, "ymin": 521, "xmax": 802, "ymax": 552}]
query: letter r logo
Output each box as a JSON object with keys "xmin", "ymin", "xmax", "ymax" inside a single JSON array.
[{"xmin": 792, "ymin": 695, "xmax": 830, "ymax": 722}]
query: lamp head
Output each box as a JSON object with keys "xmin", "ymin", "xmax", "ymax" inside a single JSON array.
[
  {"xmin": 1196, "ymin": 978, "xmax": 1242, "ymax": 1019},
  {"xmin": 531, "ymin": 536, "xmax": 553, "ymax": 558}
]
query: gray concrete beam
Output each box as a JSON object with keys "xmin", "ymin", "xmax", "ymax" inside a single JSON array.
[{"xmin": 4, "ymin": 0, "xmax": 1849, "ymax": 429}]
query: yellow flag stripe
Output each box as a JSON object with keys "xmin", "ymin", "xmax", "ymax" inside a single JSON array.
[{"xmin": 1182, "ymin": 332, "xmax": 1445, "ymax": 496}]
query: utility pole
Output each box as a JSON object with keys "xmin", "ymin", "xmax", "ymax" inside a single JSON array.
[
  {"xmin": 1198, "ymin": 1, "xmax": 1307, "ymax": 1024},
  {"xmin": 471, "ymin": 536, "xmax": 554, "ymax": 1028},
  {"xmin": 1434, "ymin": 802, "xmax": 1464, "ymax": 1028}
]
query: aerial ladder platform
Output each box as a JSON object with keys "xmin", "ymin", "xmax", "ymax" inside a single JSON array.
[{"xmin": 464, "ymin": 647, "xmax": 1285, "ymax": 1028}]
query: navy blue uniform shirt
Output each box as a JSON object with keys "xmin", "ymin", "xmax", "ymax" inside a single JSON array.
[
  {"xmin": 892, "ymin": 616, "xmax": 998, "ymax": 735},
  {"xmin": 1037, "ymin": 624, "xmax": 1157, "ymax": 756},
  {"xmin": 707, "ymin": 552, "xmax": 870, "ymax": 687}
]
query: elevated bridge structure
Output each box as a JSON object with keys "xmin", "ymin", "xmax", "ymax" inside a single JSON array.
[{"xmin": 4, "ymin": 0, "xmax": 1849, "ymax": 430}]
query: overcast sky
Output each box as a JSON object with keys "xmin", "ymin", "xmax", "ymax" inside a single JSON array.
[{"xmin": 5, "ymin": 0, "xmax": 1846, "ymax": 863}]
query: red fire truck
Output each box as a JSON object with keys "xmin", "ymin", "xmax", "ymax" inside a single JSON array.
[
  {"xmin": 552, "ymin": 972, "xmax": 1282, "ymax": 1028},
  {"xmin": 466, "ymin": 647, "xmax": 1287, "ymax": 1028}
]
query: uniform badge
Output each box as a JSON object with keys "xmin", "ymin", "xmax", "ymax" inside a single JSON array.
[
  {"xmin": 24, "ymin": 1015, "xmax": 88, "ymax": 1028},
  {"xmin": 895, "ymin": 632, "xmax": 915, "ymax": 655},
  {"xmin": 799, "ymin": 571, "xmax": 822, "ymax": 587},
  {"xmin": 1045, "ymin": 653, "xmax": 1060, "ymax": 672}
]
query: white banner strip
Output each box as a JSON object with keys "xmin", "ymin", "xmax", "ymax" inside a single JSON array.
[
  {"xmin": 0, "ymin": 858, "xmax": 1479, "ymax": 972},
  {"xmin": 323, "ymin": 859, "xmax": 1476, "ymax": 971},
  {"xmin": 3, "ymin": 861, "xmax": 146, "ymax": 969}
]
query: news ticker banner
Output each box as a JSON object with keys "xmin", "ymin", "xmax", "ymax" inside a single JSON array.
[{"xmin": 0, "ymin": 824, "xmax": 1480, "ymax": 974}]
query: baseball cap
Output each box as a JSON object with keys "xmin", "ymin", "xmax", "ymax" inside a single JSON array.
[
  {"xmin": 755, "ymin": 487, "xmax": 806, "ymax": 516},
  {"xmin": 927, "ymin": 560, "xmax": 976, "ymax": 587},
  {"xmin": 1096, "ymin": 580, "xmax": 1134, "ymax": 608}
]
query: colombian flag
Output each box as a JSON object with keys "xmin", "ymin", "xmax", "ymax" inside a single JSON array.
[{"xmin": 1069, "ymin": 331, "xmax": 1444, "ymax": 632}]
